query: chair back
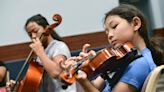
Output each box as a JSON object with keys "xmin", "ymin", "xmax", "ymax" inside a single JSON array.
[{"xmin": 141, "ymin": 65, "xmax": 164, "ymax": 92}]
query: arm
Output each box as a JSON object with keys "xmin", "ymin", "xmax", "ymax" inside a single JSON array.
[
  {"xmin": 30, "ymin": 38, "xmax": 67, "ymax": 78},
  {"xmin": 91, "ymin": 76, "xmax": 106, "ymax": 91},
  {"xmin": 0, "ymin": 66, "xmax": 6, "ymax": 82},
  {"xmin": 37, "ymin": 53, "xmax": 66, "ymax": 78},
  {"xmin": 76, "ymin": 70, "xmax": 105, "ymax": 92},
  {"xmin": 112, "ymin": 82, "xmax": 137, "ymax": 92},
  {"xmin": 78, "ymin": 79, "xmax": 100, "ymax": 92},
  {"xmin": 77, "ymin": 73, "xmax": 137, "ymax": 92}
]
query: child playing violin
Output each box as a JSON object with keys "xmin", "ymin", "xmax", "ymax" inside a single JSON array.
[{"xmin": 61, "ymin": 4, "xmax": 156, "ymax": 92}]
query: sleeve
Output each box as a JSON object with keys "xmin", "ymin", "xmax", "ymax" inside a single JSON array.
[
  {"xmin": 52, "ymin": 42, "xmax": 71, "ymax": 58},
  {"xmin": 119, "ymin": 57, "xmax": 151, "ymax": 90}
]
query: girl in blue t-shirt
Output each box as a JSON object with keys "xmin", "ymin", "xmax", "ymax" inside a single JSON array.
[{"xmin": 61, "ymin": 4, "xmax": 157, "ymax": 92}]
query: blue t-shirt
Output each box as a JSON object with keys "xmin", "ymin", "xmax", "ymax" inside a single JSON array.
[{"xmin": 103, "ymin": 48, "xmax": 156, "ymax": 92}]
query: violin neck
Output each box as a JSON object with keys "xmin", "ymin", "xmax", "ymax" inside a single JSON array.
[{"xmin": 73, "ymin": 54, "xmax": 95, "ymax": 74}]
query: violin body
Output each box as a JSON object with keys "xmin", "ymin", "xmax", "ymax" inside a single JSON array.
[
  {"xmin": 60, "ymin": 42, "xmax": 134, "ymax": 85},
  {"xmin": 17, "ymin": 61, "xmax": 44, "ymax": 92},
  {"xmin": 82, "ymin": 48, "xmax": 117, "ymax": 79}
]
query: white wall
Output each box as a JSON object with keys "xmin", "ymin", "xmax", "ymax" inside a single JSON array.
[
  {"xmin": 150, "ymin": 0, "xmax": 164, "ymax": 29},
  {"xmin": 0, "ymin": 0, "xmax": 119, "ymax": 46},
  {"xmin": 159, "ymin": 0, "xmax": 164, "ymax": 26}
]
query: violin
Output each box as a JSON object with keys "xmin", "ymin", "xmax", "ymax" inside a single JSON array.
[
  {"xmin": 11, "ymin": 14, "xmax": 62, "ymax": 92},
  {"xmin": 59, "ymin": 42, "xmax": 134, "ymax": 85}
]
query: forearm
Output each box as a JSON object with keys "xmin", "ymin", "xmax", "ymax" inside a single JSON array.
[
  {"xmin": 0, "ymin": 67, "xmax": 6, "ymax": 82},
  {"xmin": 37, "ymin": 52, "xmax": 62, "ymax": 78},
  {"xmin": 77, "ymin": 79, "xmax": 100, "ymax": 92},
  {"xmin": 91, "ymin": 76, "xmax": 106, "ymax": 91}
]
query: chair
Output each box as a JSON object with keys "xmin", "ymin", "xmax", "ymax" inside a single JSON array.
[{"xmin": 141, "ymin": 65, "xmax": 164, "ymax": 92}]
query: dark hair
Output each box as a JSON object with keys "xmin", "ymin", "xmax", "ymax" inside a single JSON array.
[
  {"xmin": 25, "ymin": 14, "xmax": 62, "ymax": 41},
  {"xmin": 104, "ymin": 4, "xmax": 157, "ymax": 64},
  {"xmin": 151, "ymin": 36, "xmax": 164, "ymax": 65}
]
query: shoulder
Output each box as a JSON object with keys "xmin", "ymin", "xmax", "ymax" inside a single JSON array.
[
  {"xmin": 52, "ymin": 40, "xmax": 68, "ymax": 47},
  {"xmin": 141, "ymin": 48, "xmax": 156, "ymax": 70},
  {"xmin": 120, "ymin": 57, "xmax": 152, "ymax": 89},
  {"xmin": 49, "ymin": 40, "xmax": 71, "ymax": 58},
  {"xmin": 126, "ymin": 57, "xmax": 151, "ymax": 77},
  {"xmin": 49, "ymin": 40, "xmax": 70, "ymax": 51}
]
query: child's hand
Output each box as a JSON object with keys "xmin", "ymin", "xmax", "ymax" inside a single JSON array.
[{"xmin": 6, "ymin": 80, "xmax": 16, "ymax": 92}]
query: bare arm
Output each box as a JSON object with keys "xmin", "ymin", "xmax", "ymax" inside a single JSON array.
[
  {"xmin": 30, "ymin": 38, "xmax": 67, "ymax": 78},
  {"xmin": 78, "ymin": 77, "xmax": 137, "ymax": 92},
  {"xmin": 78, "ymin": 79, "xmax": 100, "ymax": 92},
  {"xmin": 112, "ymin": 82, "xmax": 137, "ymax": 92},
  {"xmin": 36, "ymin": 52, "xmax": 66, "ymax": 78},
  {"xmin": 76, "ymin": 71, "xmax": 105, "ymax": 92},
  {"xmin": 91, "ymin": 76, "xmax": 106, "ymax": 91},
  {"xmin": 0, "ymin": 66, "xmax": 6, "ymax": 82}
]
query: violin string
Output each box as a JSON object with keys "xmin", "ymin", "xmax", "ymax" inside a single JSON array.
[{"xmin": 73, "ymin": 54, "xmax": 96, "ymax": 75}]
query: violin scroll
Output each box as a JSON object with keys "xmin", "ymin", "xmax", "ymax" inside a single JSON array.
[
  {"xmin": 53, "ymin": 14, "xmax": 62, "ymax": 25},
  {"xmin": 44, "ymin": 14, "xmax": 62, "ymax": 36},
  {"xmin": 48, "ymin": 14, "xmax": 62, "ymax": 30}
]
